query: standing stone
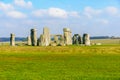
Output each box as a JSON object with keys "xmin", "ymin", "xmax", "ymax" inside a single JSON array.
[
  {"xmin": 37, "ymin": 38, "xmax": 40, "ymax": 46},
  {"xmin": 83, "ymin": 33, "xmax": 90, "ymax": 46},
  {"xmin": 38, "ymin": 27, "xmax": 50, "ymax": 46},
  {"xmin": 73, "ymin": 34, "xmax": 82, "ymax": 45},
  {"xmin": 73, "ymin": 35, "xmax": 77, "ymax": 44},
  {"xmin": 43, "ymin": 27, "xmax": 50, "ymax": 46},
  {"xmin": 63, "ymin": 28, "xmax": 72, "ymax": 45},
  {"xmin": 78, "ymin": 35, "xmax": 82, "ymax": 44},
  {"xmin": 39, "ymin": 34, "xmax": 45, "ymax": 46},
  {"xmin": 50, "ymin": 35, "xmax": 65, "ymax": 46},
  {"xmin": 54, "ymin": 35, "xmax": 58, "ymax": 43},
  {"xmin": 10, "ymin": 33, "xmax": 15, "ymax": 46},
  {"xmin": 59, "ymin": 35, "xmax": 64, "ymax": 42},
  {"xmin": 31, "ymin": 29, "xmax": 37, "ymax": 46},
  {"xmin": 27, "ymin": 35, "xmax": 31, "ymax": 46},
  {"xmin": 59, "ymin": 35, "xmax": 65, "ymax": 46}
]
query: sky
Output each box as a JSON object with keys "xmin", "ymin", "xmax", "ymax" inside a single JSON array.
[{"xmin": 0, "ymin": 0, "xmax": 120, "ymax": 37}]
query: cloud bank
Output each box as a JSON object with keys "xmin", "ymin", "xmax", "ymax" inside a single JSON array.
[{"xmin": 0, "ymin": 0, "xmax": 120, "ymax": 37}]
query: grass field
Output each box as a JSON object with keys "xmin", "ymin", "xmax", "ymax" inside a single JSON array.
[
  {"xmin": 91, "ymin": 39, "xmax": 120, "ymax": 45},
  {"xmin": 0, "ymin": 45, "xmax": 120, "ymax": 80}
]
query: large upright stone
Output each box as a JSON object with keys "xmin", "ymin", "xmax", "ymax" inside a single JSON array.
[
  {"xmin": 27, "ymin": 35, "xmax": 31, "ymax": 46},
  {"xmin": 31, "ymin": 29, "xmax": 37, "ymax": 46},
  {"xmin": 59, "ymin": 35, "xmax": 65, "ymax": 46},
  {"xmin": 54, "ymin": 35, "xmax": 58, "ymax": 43},
  {"xmin": 63, "ymin": 28, "xmax": 72, "ymax": 45},
  {"xmin": 83, "ymin": 33, "xmax": 90, "ymax": 46},
  {"xmin": 73, "ymin": 34, "xmax": 82, "ymax": 45},
  {"xmin": 38, "ymin": 34, "xmax": 45, "ymax": 46},
  {"xmin": 43, "ymin": 27, "xmax": 50, "ymax": 46},
  {"xmin": 49, "ymin": 34, "xmax": 64, "ymax": 46},
  {"xmin": 38, "ymin": 27, "xmax": 50, "ymax": 46},
  {"xmin": 10, "ymin": 33, "xmax": 15, "ymax": 46}
]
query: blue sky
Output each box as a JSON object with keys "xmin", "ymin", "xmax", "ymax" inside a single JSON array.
[{"xmin": 0, "ymin": 0, "xmax": 120, "ymax": 37}]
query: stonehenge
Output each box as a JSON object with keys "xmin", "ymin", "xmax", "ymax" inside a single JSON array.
[
  {"xmin": 9, "ymin": 27, "xmax": 91, "ymax": 46},
  {"xmin": 10, "ymin": 33, "xmax": 15, "ymax": 46}
]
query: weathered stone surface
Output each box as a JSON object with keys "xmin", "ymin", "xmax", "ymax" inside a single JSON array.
[
  {"xmin": 73, "ymin": 34, "xmax": 82, "ymax": 45},
  {"xmin": 83, "ymin": 33, "xmax": 90, "ymax": 46},
  {"xmin": 59, "ymin": 35, "xmax": 65, "ymax": 46},
  {"xmin": 38, "ymin": 27, "xmax": 50, "ymax": 46},
  {"xmin": 31, "ymin": 29, "xmax": 37, "ymax": 46},
  {"xmin": 43, "ymin": 27, "xmax": 50, "ymax": 46},
  {"xmin": 38, "ymin": 34, "xmax": 46, "ymax": 46},
  {"xmin": 63, "ymin": 28, "xmax": 72, "ymax": 45},
  {"xmin": 27, "ymin": 35, "xmax": 31, "ymax": 46},
  {"xmin": 50, "ymin": 34, "xmax": 64, "ymax": 46},
  {"xmin": 37, "ymin": 38, "xmax": 40, "ymax": 46},
  {"xmin": 50, "ymin": 42, "xmax": 57, "ymax": 46},
  {"xmin": 10, "ymin": 33, "xmax": 15, "ymax": 46},
  {"xmin": 54, "ymin": 35, "xmax": 59, "ymax": 43}
]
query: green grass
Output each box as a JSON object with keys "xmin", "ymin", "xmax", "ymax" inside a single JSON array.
[{"xmin": 0, "ymin": 45, "xmax": 120, "ymax": 80}]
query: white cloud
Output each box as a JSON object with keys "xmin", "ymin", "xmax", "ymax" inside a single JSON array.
[
  {"xmin": 0, "ymin": 2, "xmax": 14, "ymax": 11},
  {"xmin": 83, "ymin": 6, "xmax": 119, "ymax": 18},
  {"xmin": 32, "ymin": 8, "xmax": 68, "ymax": 18},
  {"xmin": 6, "ymin": 10, "xmax": 27, "ymax": 19},
  {"xmin": 84, "ymin": 6, "xmax": 102, "ymax": 19},
  {"xmin": 14, "ymin": 0, "xmax": 32, "ymax": 8},
  {"xmin": 105, "ymin": 6, "xmax": 118, "ymax": 15},
  {"xmin": 32, "ymin": 9, "xmax": 47, "ymax": 17},
  {"xmin": 68, "ymin": 11, "xmax": 80, "ymax": 18},
  {"xmin": 32, "ymin": 8, "xmax": 80, "ymax": 19},
  {"xmin": 48, "ymin": 8, "xmax": 68, "ymax": 18}
]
